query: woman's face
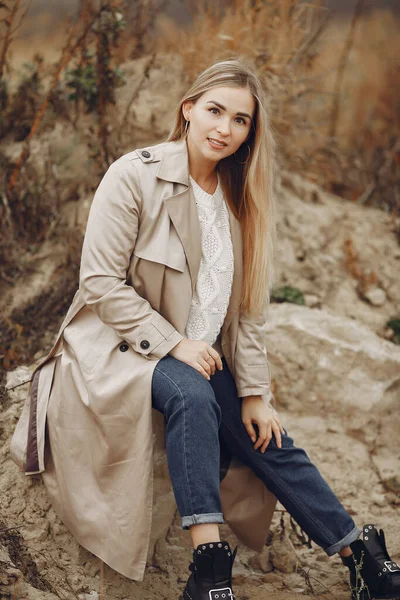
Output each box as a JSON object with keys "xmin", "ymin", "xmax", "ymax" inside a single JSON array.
[{"xmin": 183, "ymin": 85, "xmax": 256, "ymax": 165}]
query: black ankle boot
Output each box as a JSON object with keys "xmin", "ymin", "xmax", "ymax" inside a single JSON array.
[
  {"xmin": 182, "ymin": 541, "xmax": 237, "ymax": 600},
  {"xmin": 342, "ymin": 523, "xmax": 400, "ymax": 600}
]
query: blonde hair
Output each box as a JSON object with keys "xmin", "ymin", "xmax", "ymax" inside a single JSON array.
[{"xmin": 167, "ymin": 58, "xmax": 277, "ymax": 317}]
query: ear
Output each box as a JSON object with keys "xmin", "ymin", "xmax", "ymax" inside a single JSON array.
[{"xmin": 182, "ymin": 100, "xmax": 193, "ymax": 121}]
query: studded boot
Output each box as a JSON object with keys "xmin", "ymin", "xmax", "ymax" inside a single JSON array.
[
  {"xmin": 341, "ymin": 523, "xmax": 400, "ymax": 600},
  {"xmin": 182, "ymin": 541, "xmax": 237, "ymax": 600}
]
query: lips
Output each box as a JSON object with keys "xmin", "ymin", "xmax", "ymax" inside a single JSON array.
[{"xmin": 207, "ymin": 137, "xmax": 227, "ymax": 147}]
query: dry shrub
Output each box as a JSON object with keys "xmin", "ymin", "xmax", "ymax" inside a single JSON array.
[
  {"xmin": 155, "ymin": 0, "xmax": 332, "ymax": 164},
  {"xmin": 333, "ymin": 10, "xmax": 400, "ymax": 152},
  {"xmin": 156, "ymin": 0, "xmax": 329, "ymax": 78},
  {"xmin": 155, "ymin": 0, "xmax": 400, "ymax": 214},
  {"xmin": 314, "ymin": 9, "xmax": 400, "ymax": 212}
]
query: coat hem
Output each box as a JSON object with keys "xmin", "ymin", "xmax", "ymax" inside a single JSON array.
[{"xmin": 41, "ymin": 475, "xmax": 149, "ymax": 582}]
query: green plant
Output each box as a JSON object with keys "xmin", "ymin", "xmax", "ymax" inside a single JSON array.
[
  {"xmin": 65, "ymin": 51, "xmax": 98, "ymax": 111},
  {"xmin": 271, "ymin": 286, "xmax": 305, "ymax": 305},
  {"xmin": 387, "ymin": 316, "xmax": 400, "ymax": 345},
  {"xmin": 65, "ymin": 50, "xmax": 126, "ymax": 113}
]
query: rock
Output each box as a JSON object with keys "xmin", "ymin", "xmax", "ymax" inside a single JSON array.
[
  {"xmin": 371, "ymin": 491, "xmax": 387, "ymax": 507},
  {"xmin": 304, "ymin": 293, "xmax": 321, "ymax": 308},
  {"xmin": 316, "ymin": 553, "xmax": 329, "ymax": 562},
  {"xmin": 0, "ymin": 544, "xmax": 12, "ymax": 563},
  {"xmin": 383, "ymin": 327, "xmax": 396, "ymax": 340},
  {"xmin": 259, "ymin": 547, "xmax": 273, "ymax": 573},
  {"xmin": 258, "ymin": 582, "xmax": 277, "ymax": 592},
  {"xmin": 260, "ymin": 571, "xmax": 283, "ymax": 583},
  {"xmin": 276, "ymin": 171, "xmax": 400, "ymax": 336},
  {"xmin": 78, "ymin": 593, "xmax": 99, "ymax": 600},
  {"xmin": 387, "ymin": 492, "xmax": 400, "ymax": 505},
  {"xmin": 266, "ymin": 303, "xmax": 400, "ymax": 412},
  {"xmin": 5, "ymin": 366, "xmax": 32, "ymax": 391},
  {"xmin": 362, "ymin": 286, "xmax": 387, "ymax": 306},
  {"xmin": 269, "ymin": 531, "xmax": 298, "ymax": 573},
  {"xmin": 248, "ymin": 547, "xmax": 273, "ymax": 573}
]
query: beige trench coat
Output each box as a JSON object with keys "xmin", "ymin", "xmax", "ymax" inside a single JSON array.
[{"xmin": 10, "ymin": 138, "xmax": 277, "ymax": 581}]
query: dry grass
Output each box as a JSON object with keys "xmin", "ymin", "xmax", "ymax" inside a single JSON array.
[{"xmin": 155, "ymin": 0, "xmax": 400, "ymax": 213}]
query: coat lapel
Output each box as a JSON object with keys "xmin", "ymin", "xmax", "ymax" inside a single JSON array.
[
  {"xmin": 163, "ymin": 186, "xmax": 202, "ymax": 293},
  {"xmin": 157, "ymin": 138, "xmax": 243, "ymax": 326},
  {"xmin": 157, "ymin": 139, "xmax": 201, "ymax": 292}
]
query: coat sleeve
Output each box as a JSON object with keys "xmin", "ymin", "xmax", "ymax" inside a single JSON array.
[
  {"xmin": 79, "ymin": 160, "xmax": 184, "ymax": 360},
  {"xmin": 234, "ymin": 306, "xmax": 274, "ymax": 404}
]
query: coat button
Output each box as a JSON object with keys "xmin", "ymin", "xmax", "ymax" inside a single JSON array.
[
  {"xmin": 141, "ymin": 150, "xmax": 151, "ymax": 158},
  {"xmin": 140, "ymin": 340, "xmax": 150, "ymax": 350},
  {"xmin": 119, "ymin": 343, "xmax": 129, "ymax": 352}
]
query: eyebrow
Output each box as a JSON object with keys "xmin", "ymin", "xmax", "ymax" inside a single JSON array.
[{"xmin": 205, "ymin": 100, "xmax": 252, "ymax": 121}]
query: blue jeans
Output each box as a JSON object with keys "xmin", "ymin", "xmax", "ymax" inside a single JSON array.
[{"xmin": 151, "ymin": 355, "xmax": 361, "ymax": 556}]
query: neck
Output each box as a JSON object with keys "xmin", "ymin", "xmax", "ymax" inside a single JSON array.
[{"xmin": 186, "ymin": 136, "xmax": 218, "ymax": 186}]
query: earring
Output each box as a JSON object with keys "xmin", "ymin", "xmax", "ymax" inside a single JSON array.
[
  {"xmin": 185, "ymin": 120, "xmax": 190, "ymax": 135},
  {"xmin": 234, "ymin": 143, "xmax": 251, "ymax": 165}
]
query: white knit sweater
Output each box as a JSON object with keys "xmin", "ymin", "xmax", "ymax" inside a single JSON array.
[{"xmin": 184, "ymin": 174, "xmax": 234, "ymax": 348}]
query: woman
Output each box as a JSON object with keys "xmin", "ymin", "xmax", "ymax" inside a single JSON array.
[{"xmin": 11, "ymin": 58, "xmax": 400, "ymax": 600}]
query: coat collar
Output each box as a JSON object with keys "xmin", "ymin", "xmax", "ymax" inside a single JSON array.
[
  {"xmin": 156, "ymin": 138, "xmax": 190, "ymax": 186},
  {"xmin": 157, "ymin": 138, "xmax": 243, "ymax": 335}
]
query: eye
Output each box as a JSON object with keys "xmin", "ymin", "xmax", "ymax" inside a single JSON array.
[
  {"xmin": 209, "ymin": 107, "xmax": 220, "ymax": 115},
  {"xmin": 235, "ymin": 117, "xmax": 246, "ymax": 125}
]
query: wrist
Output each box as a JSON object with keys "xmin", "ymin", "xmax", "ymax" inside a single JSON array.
[{"xmin": 242, "ymin": 395, "xmax": 263, "ymax": 402}]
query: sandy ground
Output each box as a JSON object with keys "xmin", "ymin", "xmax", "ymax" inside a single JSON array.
[{"xmin": 1, "ymin": 372, "xmax": 399, "ymax": 600}]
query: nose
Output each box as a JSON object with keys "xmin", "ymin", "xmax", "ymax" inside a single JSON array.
[{"xmin": 216, "ymin": 117, "xmax": 230, "ymax": 137}]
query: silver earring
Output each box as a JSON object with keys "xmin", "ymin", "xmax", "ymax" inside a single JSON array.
[{"xmin": 185, "ymin": 120, "xmax": 189, "ymax": 134}]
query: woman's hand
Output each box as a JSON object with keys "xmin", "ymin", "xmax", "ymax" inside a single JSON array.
[
  {"xmin": 241, "ymin": 395, "xmax": 285, "ymax": 452},
  {"xmin": 168, "ymin": 338, "xmax": 223, "ymax": 380}
]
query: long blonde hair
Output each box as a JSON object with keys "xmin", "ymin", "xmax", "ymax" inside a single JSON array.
[{"xmin": 167, "ymin": 58, "xmax": 277, "ymax": 317}]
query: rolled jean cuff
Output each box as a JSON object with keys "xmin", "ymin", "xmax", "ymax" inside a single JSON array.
[
  {"xmin": 181, "ymin": 512, "xmax": 224, "ymax": 530},
  {"xmin": 324, "ymin": 525, "xmax": 362, "ymax": 556}
]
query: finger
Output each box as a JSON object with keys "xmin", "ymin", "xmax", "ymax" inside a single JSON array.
[
  {"xmin": 273, "ymin": 411, "xmax": 285, "ymax": 434},
  {"xmin": 260, "ymin": 424, "xmax": 273, "ymax": 453},
  {"xmin": 194, "ymin": 363, "xmax": 211, "ymax": 381},
  {"xmin": 207, "ymin": 346, "xmax": 223, "ymax": 371},
  {"xmin": 243, "ymin": 420, "xmax": 257, "ymax": 443},
  {"xmin": 279, "ymin": 422, "xmax": 285, "ymax": 434},
  {"xmin": 198, "ymin": 358, "xmax": 212, "ymax": 376},
  {"xmin": 202, "ymin": 356, "xmax": 215, "ymax": 375},
  {"xmin": 206, "ymin": 356, "xmax": 216, "ymax": 375},
  {"xmin": 271, "ymin": 420, "xmax": 282, "ymax": 449},
  {"xmin": 254, "ymin": 424, "xmax": 268, "ymax": 450}
]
